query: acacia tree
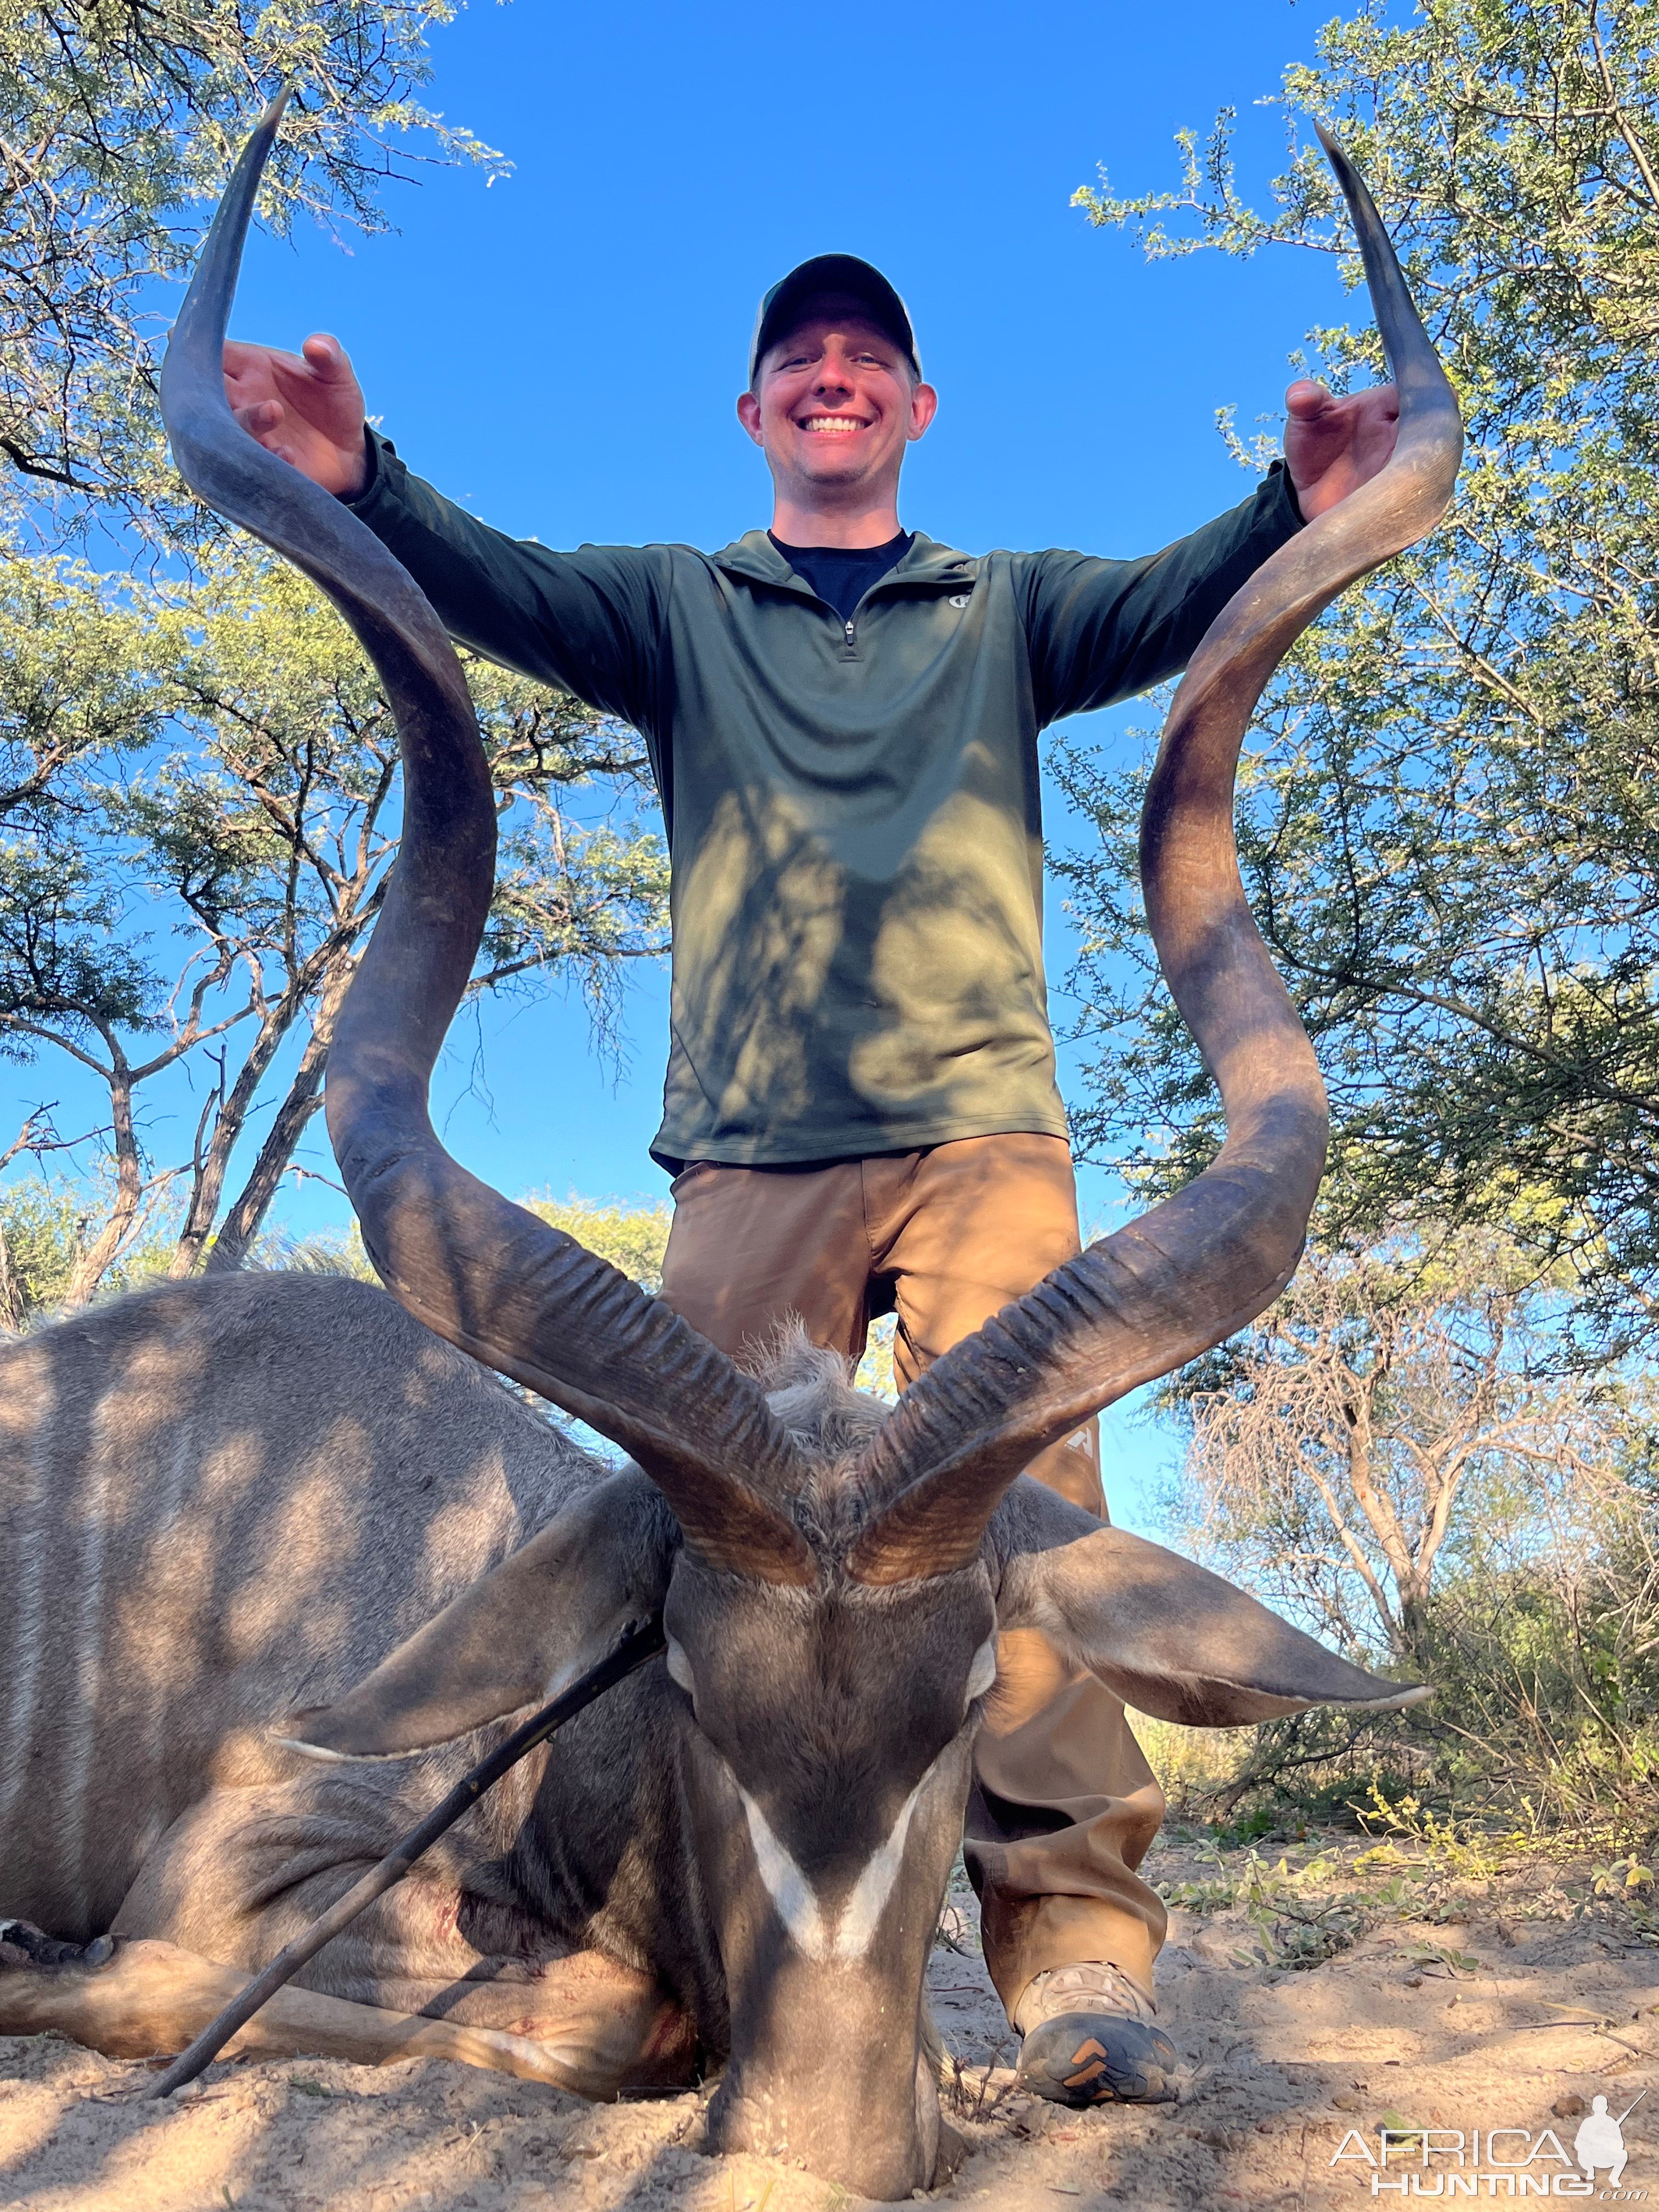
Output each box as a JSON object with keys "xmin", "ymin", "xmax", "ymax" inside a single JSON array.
[
  {"xmin": 0, "ymin": 0, "xmax": 501, "ymax": 530},
  {"xmin": 1057, "ymin": 0, "xmax": 1659, "ymax": 1350},
  {"xmin": 0, "ymin": 544, "xmax": 667, "ymax": 1305},
  {"xmin": 0, "ymin": 0, "xmax": 681, "ymax": 1315},
  {"xmin": 1170, "ymin": 1235, "xmax": 1627, "ymax": 1662}
]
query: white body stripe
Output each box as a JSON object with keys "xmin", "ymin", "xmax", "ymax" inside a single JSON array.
[
  {"xmin": 0, "ymin": 1420, "xmax": 46, "ymax": 1833},
  {"xmin": 739, "ymin": 1761, "xmax": 935, "ymax": 1963}
]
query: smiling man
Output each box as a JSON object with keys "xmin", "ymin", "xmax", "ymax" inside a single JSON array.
[{"xmin": 224, "ymin": 251, "xmax": 1396, "ymax": 2107}]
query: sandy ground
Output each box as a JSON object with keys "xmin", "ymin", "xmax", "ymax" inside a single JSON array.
[{"xmin": 3, "ymin": 1829, "xmax": 1656, "ymax": 2212}]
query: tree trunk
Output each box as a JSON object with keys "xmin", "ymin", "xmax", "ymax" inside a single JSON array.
[
  {"xmin": 170, "ymin": 1003, "xmax": 297, "ymax": 1277},
  {"xmin": 204, "ymin": 1028, "xmax": 330, "ymax": 1273},
  {"xmin": 61, "ymin": 1048, "xmax": 144, "ymax": 1308},
  {"xmin": 1396, "ymin": 1584, "xmax": 1432, "ymax": 1657},
  {"xmin": 0, "ymin": 1217, "xmax": 21, "ymax": 1331}
]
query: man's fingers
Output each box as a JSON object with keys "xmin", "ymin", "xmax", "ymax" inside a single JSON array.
[
  {"xmin": 1284, "ymin": 378, "xmax": 1335, "ymax": 420},
  {"xmin": 231, "ymin": 398, "xmax": 284, "ymax": 439},
  {"xmin": 222, "ymin": 338, "xmax": 305, "ymax": 377},
  {"xmin": 301, "ymin": 332, "xmax": 352, "ymax": 381}
]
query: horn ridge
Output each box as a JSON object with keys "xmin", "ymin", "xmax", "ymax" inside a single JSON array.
[
  {"xmin": 162, "ymin": 99, "xmax": 815, "ymax": 1586},
  {"xmin": 846, "ymin": 130, "xmax": 1462, "ymax": 1587}
]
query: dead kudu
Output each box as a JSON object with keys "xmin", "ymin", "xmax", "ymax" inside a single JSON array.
[{"xmin": 0, "ymin": 105, "xmax": 1459, "ymax": 2200}]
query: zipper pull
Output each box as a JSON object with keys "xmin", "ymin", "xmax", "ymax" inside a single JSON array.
[{"xmin": 844, "ymin": 619, "xmax": 856, "ymax": 642}]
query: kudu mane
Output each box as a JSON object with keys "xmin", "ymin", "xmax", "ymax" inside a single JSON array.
[
  {"xmin": 755, "ymin": 1324, "xmax": 888, "ymax": 1459},
  {"xmin": 747, "ymin": 1324, "xmax": 900, "ymax": 1558}
]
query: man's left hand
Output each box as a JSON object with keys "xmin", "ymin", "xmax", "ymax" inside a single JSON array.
[{"xmin": 1284, "ymin": 379, "xmax": 1399, "ymax": 520}]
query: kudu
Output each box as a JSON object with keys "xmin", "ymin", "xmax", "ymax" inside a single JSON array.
[{"xmin": 0, "ymin": 104, "xmax": 1459, "ymax": 2200}]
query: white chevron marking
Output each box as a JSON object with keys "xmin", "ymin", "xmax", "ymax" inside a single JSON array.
[{"xmin": 738, "ymin": 1758, "xmax": 937, "ymax": 1963}]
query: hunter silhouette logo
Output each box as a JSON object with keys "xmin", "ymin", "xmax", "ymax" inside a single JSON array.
[
  {"xmin": 1330, "ymin": 2090, "xmax": 1647, "ymax": 2197},
  {"xmin": 1578, "ymin": 2096, "xmax": 1643, "ymax": 2190}
]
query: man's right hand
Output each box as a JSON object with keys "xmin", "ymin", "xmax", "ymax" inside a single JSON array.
[{"xmin": 222, "ymin": 332, "xmax": 370, "ymax": 500}]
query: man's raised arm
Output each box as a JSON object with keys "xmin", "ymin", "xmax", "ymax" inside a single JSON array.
[
  {"xmin": 218, "ymin": 333, "xmax": 665, "ymax": 737},
  {"xmin": 1020, "ymin": 377, "xmax": 1401, "ymax": 730}
]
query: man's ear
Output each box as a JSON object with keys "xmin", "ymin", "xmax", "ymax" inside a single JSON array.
[
  {"xmin": 991, "ymin": 1479, "xmax": 1427, "ymax": 1727},
  {"xmin": 274, "ymin": 1469, "xmax": 677, "ymax": 1759}
]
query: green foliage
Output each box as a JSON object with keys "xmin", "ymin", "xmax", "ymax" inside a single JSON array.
[
  {"xmin": 1399, "ymin": 1495, "xmax": 1659, "ymax": 1839},
  {"xmin": 1130, "ymin": 1709, "xmax": 1263, "ymax": 1815},
  {"xmin": 0, "ymin": 1182, "xmax": 679, "ymax": 1329},
  {"xmin": 0, "ymin": 1173, "xmax": 171, "ymax": 1320},
  {"xmin": 1137, "ymin": 1498, "xmax": 1659, "ymax": 1844},
  {"xmin": 854, "ymin": 1312, "xmax": 898, "ymax": 1402},
  {"xmin": 0, "ymin": 545, "xmax": 173, "ymax": 818},
  {"xmin": 1165, "ymin": 1229, "xmax": 1633, "ymax": 1660},
  {"xmin": 1128, "ymin": 1222, "xmax": 1659, "ymax": 1841},
  {"xmin": 521, "ymin": 1194, "xmax": 672, "ymax": 1293},
  {"xmin": 0, "ymin": 0, "xmax": 503, "ymax": 529},
  {"xmin": 1156, "ymin": 1839, "xmax": 1368, "ymax": 1965},
  {"xmin": 1150, "ymin": 1822, "xmax": 1659, "ymax": 1973},
  {"xmin": 1060, "ymin": 0, "xmax": 1659, "ymax": 1347},
  {"xmin": 262, "ymin": 1194, "xmax": 673, "ymax": 1295},
  {"xmin": 0, "ymin": 539, "xmax": 668, "ymax": 1300},
  {"xmin": 0, "ymin": 837, "xmax": 156, "ymax": 1034},
  {"xmin": 1353, "ymin": 1784, "xmax": 1545, "ymax": 1882}
]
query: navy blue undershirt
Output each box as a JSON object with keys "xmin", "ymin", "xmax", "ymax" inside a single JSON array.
[{"xmin": 769, "ymin": 529, "xmax": 913, "ymax": 623}]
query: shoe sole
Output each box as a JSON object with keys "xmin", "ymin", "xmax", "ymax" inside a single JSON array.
[{"xmin": 1016, "ymin": 2010, "xmax": 1178, "ymax": 2106}]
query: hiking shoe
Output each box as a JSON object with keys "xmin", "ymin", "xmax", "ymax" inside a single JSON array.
[{"xmin": 1013, "ymin": 1961, "xmax": 1177, "ymax": 2106}]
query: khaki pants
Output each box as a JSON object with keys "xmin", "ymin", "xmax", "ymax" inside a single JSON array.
[{"xmin": 656, "ymin": 1132, "xmax": 1167, "ymax": 2012}]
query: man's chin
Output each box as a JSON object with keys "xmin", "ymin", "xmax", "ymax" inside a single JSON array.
[{"xmin": 791, "ymin": 452, "xmax": 882, "ymax": 492}]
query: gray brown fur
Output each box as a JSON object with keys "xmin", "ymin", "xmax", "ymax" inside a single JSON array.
[
  {"xmin": 0, "ymin": 1273, "xmax": 601, "ymax": 1942},
  {"xmin": 1, "ymin": 1269, "xmax": 1420, "ymax": 2198}
]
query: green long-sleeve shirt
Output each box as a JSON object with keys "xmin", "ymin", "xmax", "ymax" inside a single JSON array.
[{"xmin": 351, "ymin": 435, "xmax": 1302, "ymax": 1170}]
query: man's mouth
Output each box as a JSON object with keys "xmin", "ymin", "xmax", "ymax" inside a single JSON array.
[{"xmin": 798, "ymin": 415, "xmax": 867, "ymax": 436}]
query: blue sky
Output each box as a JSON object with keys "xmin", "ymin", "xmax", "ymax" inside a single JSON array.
[{"xmin": 5, "ymin": 0, "xmax": 1370, "ymax": 1526}]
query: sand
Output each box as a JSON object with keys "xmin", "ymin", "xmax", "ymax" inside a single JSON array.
[{"xmin": 3, "ymin": 1830, "xmax": 1655, "ymax": 2211}]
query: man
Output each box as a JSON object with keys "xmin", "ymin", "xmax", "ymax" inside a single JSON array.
[{"xmin": 224, "ymin": 254, "xmax": 1397, "ymax": 2105}]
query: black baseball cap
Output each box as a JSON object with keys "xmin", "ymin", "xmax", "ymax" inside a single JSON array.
[{"xmin": 749, "ymin": 254, "xmax": 921, "ymax": 383}]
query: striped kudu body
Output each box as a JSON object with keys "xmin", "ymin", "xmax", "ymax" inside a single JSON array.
[{"xmin": 0, "ymin": 107, "xmax": 1459, "ymax": 2199}]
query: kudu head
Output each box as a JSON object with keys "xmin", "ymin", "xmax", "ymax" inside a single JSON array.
[{"xmin": 162, "ymin": 103, "xmax": 1459, "ymax": 2203}]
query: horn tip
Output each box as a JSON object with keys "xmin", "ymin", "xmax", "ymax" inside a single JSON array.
[
  {"xmin": 268, "ymin": 1724, "xmax": 353, "ymax": 1764},
  {"xmin": 1360, "ymin": 1680, "xmax": 1434, "ymax": 1712},
  {"xmin": 1313, "ymin": 119, "xmax": 1362, "ymax": 199},
  {"xmin": 241, "ymin": 83, "xmax": 295, "ymax": 171}
]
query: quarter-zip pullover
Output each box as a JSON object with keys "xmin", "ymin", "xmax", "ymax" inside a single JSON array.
[{"xmin": 349, "ymin": 433, "xmax": 1303, "ymax": 1170}]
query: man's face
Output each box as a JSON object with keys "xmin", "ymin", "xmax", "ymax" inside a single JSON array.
[{"xmin": 736, "ymin": 297, "xmax": 937, "ymax": 505}]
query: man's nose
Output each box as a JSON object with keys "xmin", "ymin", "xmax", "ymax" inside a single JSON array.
[{"xmin": 812, "ymin": 351, "xmax": 855, "ymax": 397}]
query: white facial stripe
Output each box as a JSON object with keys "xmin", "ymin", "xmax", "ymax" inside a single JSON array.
[
  {"xmin": 834, "ymin": 1775, "xmax": 924, "ymax": 1958},
  {"xmin": 966, "ymin": 1636, "xmax": 998, "ymax": 1704},
  {"xmin": 738, "ymin": 1758, "xmax": 940, "ymax": 1965},
  {"xmin": 740, "ymin": 1790, "xmax": 830, "ymax": 1961},
  {"xmin": 664, "ymin": 1638, "xmax": 695, "ymax": 1693}
]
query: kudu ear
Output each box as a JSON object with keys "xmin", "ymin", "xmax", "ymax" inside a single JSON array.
[
  {"xmin": 991, "ymin": 1480, "xmax": 1429, "ymax": 1726},
  {"xmin": 275, "ymin": 1469, "xmax": 676, "ymax": 1759}
]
